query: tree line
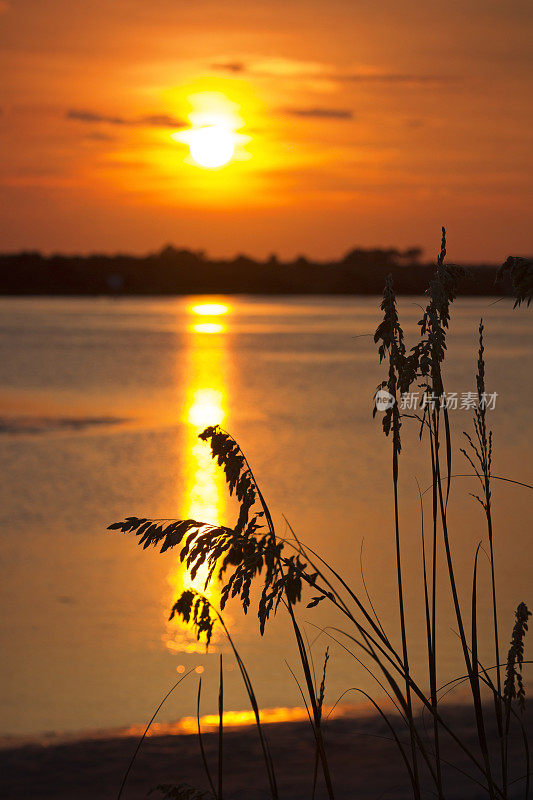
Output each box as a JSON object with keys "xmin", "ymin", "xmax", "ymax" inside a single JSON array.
[{"xmin": 0, "ymin": 244, "xmax": 506, "ymax": 295}]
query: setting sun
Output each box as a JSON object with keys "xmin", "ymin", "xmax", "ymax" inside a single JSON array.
[
  {"xmin": 188, "ymin": 125, "xmax": 235, "ymax": 169},
  {"xmin": 171, "ymin": 92, "xmax": 250, "ymax": 170}
]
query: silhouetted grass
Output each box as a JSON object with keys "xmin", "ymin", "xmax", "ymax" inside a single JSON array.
[{"xmin": 110, "ymin": 230, "xmax": 531, "ymax": 799}]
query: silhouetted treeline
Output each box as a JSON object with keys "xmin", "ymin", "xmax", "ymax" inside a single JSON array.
[{"xmin": 0, "ymin": 244, "xmax": 507, "ymax": 296}]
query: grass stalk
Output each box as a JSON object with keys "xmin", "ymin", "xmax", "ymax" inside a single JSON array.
[
  {"xmin": 196, "ymin": 678, "xmax": 217, "ymax": 799},
  {"xmin": 213, "ymin": 609, "xmax": 279, "ymax": 800},
  {"xmin": 255, "ymin": 484, "xmax": 336, "ymax": 798},
  {"xmin": 218, "ymin": 655, "xmax": 223, "ymax": 800},
  {"xmin": 392, "ymin": 435, "xmax": 422, "ymax": 799},
  {"xmin": 117, "ymin": 670, "xmax": 195, "ymax": 800}
]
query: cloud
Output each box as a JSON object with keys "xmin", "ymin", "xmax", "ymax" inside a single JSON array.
[
  {"xmin": 405, "ymin": 118, "xmax": 426, "ymax": 129},
  {"xmin": 340, "ymin": 73, "xmax": 451, "ymax": 85},
  {"xmin": 210, "ymin": 57, "xmax": 454, "ymax": 85},
  {"xmin": 282, "ymin": 107, "xmax": 353, "ymax": 120},
  {"xmin": 139, "ymin": 114, "xmax": 187, "ymax": 128},
  {"xmin": 212, "ymin": 57, "xmax": 328, "ymax": 79},
  {"xmin": 210, "ymin": 62, "xmax": 245, "ymax": 73},
  {"xmin": 67, "ymin": 110, "xmax": 127, "ymax": 125},
  {"xmin": 66, "ymin": 109, "xmax": 186, "ymax": 128},
  {"xmin": 83, "ymin": 131, "xmax": 116, "ymax": 142}
]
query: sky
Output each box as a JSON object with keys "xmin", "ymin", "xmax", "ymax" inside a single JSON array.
[{"xmin": 1, "ymin": 0, "xmax": 531, "ymax": 261}]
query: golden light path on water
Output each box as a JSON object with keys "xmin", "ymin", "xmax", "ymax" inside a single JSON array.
[{"xmin": 163, "ymin": 302, "xmax": 230, "ymax": 654}]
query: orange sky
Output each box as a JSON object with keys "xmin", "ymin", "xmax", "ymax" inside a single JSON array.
[{"xmin": 1, "ymin": 0, "xmax": 531, "ymax": 261}]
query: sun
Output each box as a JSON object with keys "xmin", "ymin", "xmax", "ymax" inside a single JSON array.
[
  {"xmin": 170, "ymin": 92, "xmax": 250, "ymax": 170},
  {"xmin": 188, "ymin": 125, "xmax": 235, "ymax": 169}
]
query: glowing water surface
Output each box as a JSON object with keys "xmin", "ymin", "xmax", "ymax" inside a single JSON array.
[
  {"xmin": 0, "ymin": 296, "xmax": 531, "ymax": 739},
  {"xmin": 164, "ymin": 304, "xmax": 228, "ymax": 654}
]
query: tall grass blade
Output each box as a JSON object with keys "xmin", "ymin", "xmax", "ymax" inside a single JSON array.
[
  {"xmin": 218, "ymin": 655, "xmax": 223, "ymax": 800},
  {"xmin": 196, "ymin": 678, "xmax": 217, "ymax": 799},
  {"xmin": 117, "ymin": 670, "xmax": 195, "ymax": 800}
]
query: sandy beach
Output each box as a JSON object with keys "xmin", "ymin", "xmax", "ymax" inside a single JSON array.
[{"xmin": 1, "ymin": 704, "xmax": 529, "ymax": 800}]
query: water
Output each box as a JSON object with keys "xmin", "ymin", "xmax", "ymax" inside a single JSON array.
[{"xmin": 0, "ymin": 295, "xmax": 531, "ymax": 740}]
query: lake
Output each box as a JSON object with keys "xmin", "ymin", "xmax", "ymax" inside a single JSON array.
[{"xmin": 0, "ymin": 295, "xmax": 531, "ymax": 741}]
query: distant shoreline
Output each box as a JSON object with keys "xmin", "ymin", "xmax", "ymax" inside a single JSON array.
[
  {"xmin": 0, "ymin": 285, "xmax": 508, "ymax": 297},
  {"xmin": 0, "ymin": 247, "xmax": 509, "ymax": 297}
]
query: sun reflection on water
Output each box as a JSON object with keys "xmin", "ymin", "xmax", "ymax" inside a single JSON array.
[
  {"xmin": 192, "ymin": 322, "xmax": 224, "ymax": 334},
  {"xmin": 163, "ymin": 302, "xmax": 230, "ymax": 654},
  {"xmin": 191, "ymin": 303, "xmax": 228, "ymax": 316}
]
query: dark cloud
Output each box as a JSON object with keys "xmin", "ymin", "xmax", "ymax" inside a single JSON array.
[
  {"xmin": 283, "ymin": 107, "xmax": 353, "ymax": 120},
  {"xmin": 405, "ymin": 118, "xmax": 426, "ymax": 129},
  {"xmin": 139, "ymin": 114, "xmax": 187, "ymax": 128},
  {"xmin": 210, "ymin": 62, "xmax": 245, "ymax": 73},
  {"xmin": 67, "ymin": 110, "xmax": 128, "ymax": 125},
  {"xmin": 340, "ymin": 73, "xmax": 452, "ymax": 84},
  {"xmin": 210, "ymin": 60, "xmax": 454, "ymax": 85},
  {"xmin": 66, "ymin": 109, "xmax": 186, "ymax": 128},
  {"xmin": 84, "ymin": 131, "xmax": 116, "ymax": 142}
]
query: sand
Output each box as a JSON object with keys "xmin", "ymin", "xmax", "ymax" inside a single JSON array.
[{"xmin": 0, "ymin": 705, "xmax": 529, "ymax": 799}]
